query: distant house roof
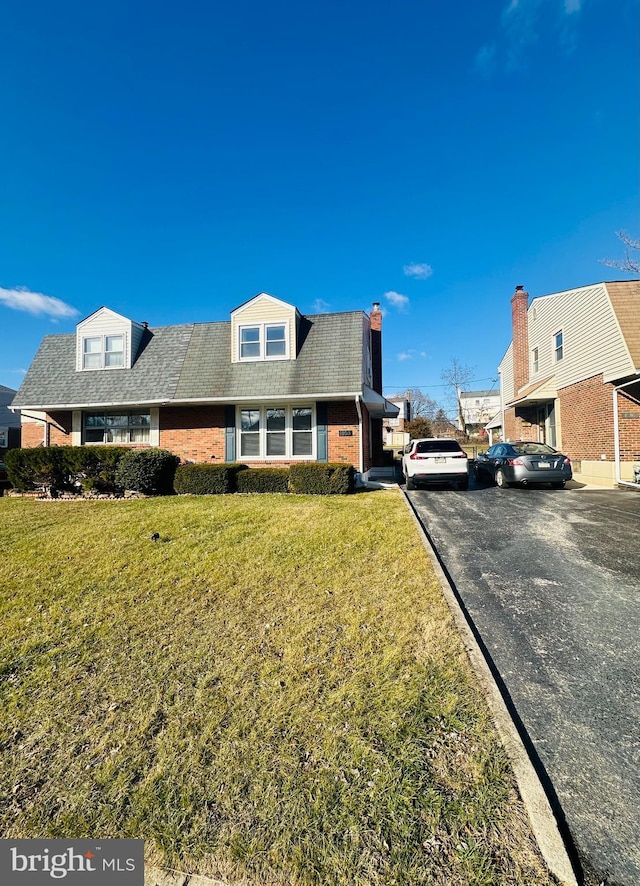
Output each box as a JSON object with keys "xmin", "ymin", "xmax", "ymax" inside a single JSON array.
[
  {"xmin": 460, "ymin": 389, "xmax": 499, "ymax": 399},
  {"xmin": 12, "ymin": 312, "xmax": 370, "ymax": 410},
  {"xmin": 0, "ymin": 384, "xmax": 21, "ymax": 428}
]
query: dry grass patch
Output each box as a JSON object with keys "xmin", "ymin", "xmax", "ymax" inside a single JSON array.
[{"xmin": 0, "ymin": 492, "xmax": 555, "ymax": 885}]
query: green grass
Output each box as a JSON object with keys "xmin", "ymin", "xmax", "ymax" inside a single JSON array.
[{"xmin": 0, "ymin": 493, "xmax": 555, "ymax": 885}]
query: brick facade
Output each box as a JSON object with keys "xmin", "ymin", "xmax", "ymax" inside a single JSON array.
[
  {"xmin": 327, "ymin": 401, "xmax": 362, "ymax": 468},
  {"xmin": 159, "ymin": 406, "xmax": 226, "ymax": 462},
  {"xmin": 21, "ymin": 401, "xmax": 370, "ymax": 472},
  {"xmin": 558, "ymin": 374, "xmax": 615, "ymax": 461}
]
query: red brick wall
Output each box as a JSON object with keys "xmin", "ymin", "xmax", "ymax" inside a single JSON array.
[
  {"xmin": 21, "ymin": 412, "xmax": 72, "ymax": 447},
  {"xmin": 327, "ymin": 401, "xmax": 361, "ymax": 468},
  {"xmin": 159, "ymin": 406, "xmax": 226, "ymax": 462},
  {"xmin": 558, "ymin": 374, "xmax": 615, "ymax": 461},
  {"xmin": 503, "ymin": 407, "xmax": 539, "ymax": 443},
  {"xmin": 616, "ymin": 388, "xmax": 640, "ymax": 462}
]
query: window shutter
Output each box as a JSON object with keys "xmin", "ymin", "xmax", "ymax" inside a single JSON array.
[
  {"xmin": 316, "ymin": 402, "xmax": 328, "ymax": 462},
  {"xmin": 225, "ymin": 405, "xmax": 236, "ymax": 462}
]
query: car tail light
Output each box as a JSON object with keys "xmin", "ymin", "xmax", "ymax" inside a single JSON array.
[
  {"xmin": 563, "ymin": 457, "xmax": 571, "ymax": 466},
  {"xmin": 507, "ymin": 457, "xmax": 525, "ymax": 466},
  {"xmin": 451, "ymin": 452, "xmax": 467, "ymax": 458}
]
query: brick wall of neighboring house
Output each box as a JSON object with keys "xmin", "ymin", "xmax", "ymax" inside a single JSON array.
[
  {"xmin": 503, "ymin": 408, "xmax": 539, "ymax": 443},
  {"xmin": 558, "ymin": 374, "xmax": 615, "ymax": 461},
  {"xmin": 159, "ymin": 406, "xmax": 226, "ymax": 462},
  {"xmin": 616, "ymin": 388, "xmax": 640, "ymax": 463}
]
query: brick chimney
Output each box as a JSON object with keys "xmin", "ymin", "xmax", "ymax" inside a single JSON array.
[
  {"xmin": 370, "ymin": 302, "xmax": 382, "ymax": 394},
  {"xmin": 511, "ymin": 285, "xmax": 529, "ymax": 394}
]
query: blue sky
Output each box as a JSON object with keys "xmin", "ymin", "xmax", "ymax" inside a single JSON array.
[{"xmin": 1, "ymin": 0, "xmax": 638, "ymax": 414}]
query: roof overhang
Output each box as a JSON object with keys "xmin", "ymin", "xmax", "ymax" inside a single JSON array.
[
  {"xmin": 361, "ymin": 386, "xmax": 401, "ymax": 419},
  {"xmin": 506, "ymin": 376, "xmax": 557, "ymax": 408},
  {"xmin": 485, "ymin": 411, "xmax": 502, "ymax": 430}
]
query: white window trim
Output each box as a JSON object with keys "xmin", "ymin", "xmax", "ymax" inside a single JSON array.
[
  {"xmin": 532, "ymin": 346, "xmax": 539, "ymax": 374},
  {"xmin": 80, "ymin": 333, "xmax": 126, "ymax": 371},
  {"xmin": 553, "ymin": 329, "xmax": 564, "ymax": 363},
  {"xmin": 238, "ymin": 321, "xmax": 290, "ymax": 362},
  {"xmin": 237, "ymin": 404, "xmax": 315, "ymax": 460}
]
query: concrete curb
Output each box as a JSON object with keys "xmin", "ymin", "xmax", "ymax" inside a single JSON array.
[{"xmin": 401, "ymin": 490, "xmax": 579, "ymax": 886}]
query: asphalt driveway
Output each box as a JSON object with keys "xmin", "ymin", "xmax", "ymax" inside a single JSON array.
[{"xmin": 406, "ymin": 477, "xmax": 640, "ymax": 886}]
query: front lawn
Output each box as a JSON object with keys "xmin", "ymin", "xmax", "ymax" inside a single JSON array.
[{"xmin": 0, "ymin": 493, "xmax": 554, "ymax": 885}]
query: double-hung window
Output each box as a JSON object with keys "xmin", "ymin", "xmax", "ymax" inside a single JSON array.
[
  {"xmin": 239, "ymin": 406, "xmax": 313, "ymax": 458},
  {"xmin": 239, "ymin": 323, "xmax": 288, "ymax": 361},
  {"xmin": 554, "ymin": 330, "xmax": 563, "ymax": 362},
  {"xmin": 532, "ymin": 347, "xmax": 539, "ymax": 373},
  {"xmin": 82, "ymin": 334, "xmax": 124, "ymax": 369}
]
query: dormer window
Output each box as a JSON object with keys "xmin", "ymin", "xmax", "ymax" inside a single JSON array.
[
  {"xmin": 82, "ymin": 334, "xmax": 124, "ymax": 370},
  {"xmin": 239, "ymin": 322, "xmax": 288, "ymax": 361}
]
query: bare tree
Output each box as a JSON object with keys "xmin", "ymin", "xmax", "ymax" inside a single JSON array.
[
  {"xmin": 440, "ymin": 359, "xmax": 475, "ymax": 432},
  {"xmin": 600, "ymin": 230, "xmax": 640, "ymax": 275},
  {"xmin": 403, "ymin": 388, "xmax": 441, "ymax": 420}
]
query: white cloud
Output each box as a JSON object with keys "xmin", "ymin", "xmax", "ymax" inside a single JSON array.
[
  {"xmin": 312, "ymin": 298, "xmax": 331, "ymax": 313},
  {"xmin": 0, "ymin": 286, "xmax": 79, "ymax": 319},
  {"xmin": 396, "ymin": 348, "xmax": 427, "ymax": 362},
  {"xmin": 403, "ymin": 262, "xmax": 433, "ymax": 280},
  {"xmin": 384, "ymin": 290, "xmax": 410, "ymax": 312},
  {"xmin": 477, "ymin": 0, "xmax": 584, "ymax": 74}
]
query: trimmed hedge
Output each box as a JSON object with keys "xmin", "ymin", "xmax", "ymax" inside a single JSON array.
[
  {"xmin": 4, "ymin": 446, "xmax": 129, "ymax": 493},
  {"xmin": 114, "ymin": 448, "xmax": 180, "ymax": 495},
  {"xmin": 174, "ymin": 463, "xmax": 249, "ymax": 495},
  {"xmin": 237, "ymin": 467, "xmax": 290, "ymax": 494},
  {"xmin": 289, "ymin": 462, "xmax": 355, "ymax": 495}
]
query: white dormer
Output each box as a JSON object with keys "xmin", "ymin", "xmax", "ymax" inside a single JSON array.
[
  {"xmin": 230, "ymin": 293, "xmax": 300, "ymax": 363},
  {"xmin": 76, "ymin": 307, "xmax": 146, "ymax": 372}
]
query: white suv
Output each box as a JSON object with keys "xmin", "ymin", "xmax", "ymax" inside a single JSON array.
[{"xmin": 402, "ymin": 438, "xmax": 469, "ymax": 490}]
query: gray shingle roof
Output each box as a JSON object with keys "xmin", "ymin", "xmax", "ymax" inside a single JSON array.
[{"xmin": 12, "ymin": 312, "xmax": 366, "ymax": 409}]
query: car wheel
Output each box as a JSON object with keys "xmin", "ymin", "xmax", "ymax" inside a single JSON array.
[
  {"xmin": 458, "ymin": 476, "xmax": 469, "ymax": 491},
  {"xmin": 551, "ymin": 481, "xmax": 565, "ymax": 489},
  {"xmin": 495, "ymin": 468, "xmax": 509, "ymax": 488},
  {"xmin": 473, "ymin": 464, "xmax": 481, "ymax": 479},
  {"xmin": 405, "ymin": 474, "xmax": 416, "ymax": 490}
]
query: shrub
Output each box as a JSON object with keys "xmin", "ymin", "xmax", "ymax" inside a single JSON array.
[
  {"xmin": 65, "ymin": 446, "xmax": 129, "ymax": 492},
  {"xmin": 173, "ymin": 463, "xmax": 249, "ymax": 495},
  {"xmin": 115, "ymin": 448, "xmax": 180, "ymax": 495},
  {"xmin": 237, "ymin": 467, "xmax": 290, "ymax": 494},
  {"xmin": 289, "ymin": 463, "xmax": 355, "ymax": 495},
  {"xmin": 5, "ymin": 446, "xmax": 74, "ymax": 493}
]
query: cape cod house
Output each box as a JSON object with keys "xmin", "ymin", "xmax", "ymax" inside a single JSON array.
[
  {"xmin": 10, "ymin": 293, "xmax": 399, "ymax": 476},
  {"xmin": 498, "ymin": 280, "xmax": 640, "ymax": 487}
]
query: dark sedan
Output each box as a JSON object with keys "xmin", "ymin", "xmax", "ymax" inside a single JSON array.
[{"xmin": 474, "ymin": 442, "xmax": 572, "ymax": 488}]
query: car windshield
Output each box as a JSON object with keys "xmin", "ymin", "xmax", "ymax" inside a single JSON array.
[
  {"xmin": 512, "ymin": 443, "xmax": 558, "ymax": 455},
  {"xmin": 414, "ymin": 440, "xmax": 463, "ymax": 453}
]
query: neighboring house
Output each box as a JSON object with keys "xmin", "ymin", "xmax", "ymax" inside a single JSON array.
[
  {"xmin": 498, "ymin": 281, "xmax": 640, "ymax": 486},
  {"xmin": 11, "ymin": 293, "xmax": 399, "ymax": 475},
  {"xmin": 0, "ymin": 385, "xmax": 21, "ymax": 450},
  {"xmin": 457, "ymin": 388, "xmax": 501, "ymax": 436},
  {"xmin": 383, "ymin": 396, "xmax": 411, "ymax": 448},
  {"xmin": 484, "ymin": 411, "xmax": 503, "ymax": 446}
]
